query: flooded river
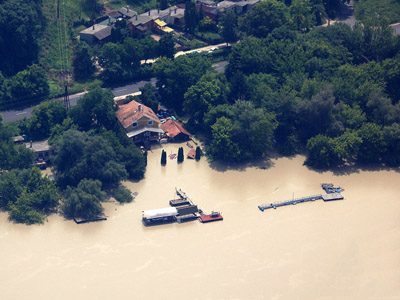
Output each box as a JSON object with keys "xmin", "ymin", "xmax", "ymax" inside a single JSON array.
[{"xmin": 1, "ymin": 142, "xmax": 399, "ymax": 299}]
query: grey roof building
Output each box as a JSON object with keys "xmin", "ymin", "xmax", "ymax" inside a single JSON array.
[
  {"xmin": 79, "ymin": 24, "xmax": 112, "ymax": 45},
  {"xmin": 118, "ymin": 6, "xmax": 137, "ymax": 19}
]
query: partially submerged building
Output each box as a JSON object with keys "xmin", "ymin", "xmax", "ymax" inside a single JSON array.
[
  {"xmin": 161, "ymin": 119, "xmax": 191, "ymax": 141},
  {"xmin": 116, "ymin": 100, "xmax": 164, "ymax": 143}
]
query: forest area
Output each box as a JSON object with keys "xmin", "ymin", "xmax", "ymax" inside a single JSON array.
[{"xmin": 0, "ymin": 0, "xmax": 399, "ymax": 224}]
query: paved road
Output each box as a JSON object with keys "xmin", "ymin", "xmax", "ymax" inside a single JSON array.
[{"xmin": 0, "ymin": 61, "xmax": 228, "ymax": 123}]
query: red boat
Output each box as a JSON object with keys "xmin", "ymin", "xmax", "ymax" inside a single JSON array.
[{"xmin": 199, "ymin": 211, "xmax": 223, "ymax": 223}]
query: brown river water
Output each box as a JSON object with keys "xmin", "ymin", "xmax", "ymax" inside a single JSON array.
[{"xmin": 1, "ymin": 142, "xmax": 399, "ymax": 300}]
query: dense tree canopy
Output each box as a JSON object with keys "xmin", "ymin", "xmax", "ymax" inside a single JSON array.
[
  {"xmin": 153, "ymin": 55, "xmax": 212, "ymax": 110},
  {"xmin": 0, "ymin": 167, "xmax": 59, "ymax": 224},
  {"xmin": 0, "ymin": 0, "xmax": 44, "ymax": 76}
]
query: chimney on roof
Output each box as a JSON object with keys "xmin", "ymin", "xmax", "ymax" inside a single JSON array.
[
  {"xmin": 93, "ymin": 24, "xmax": 95, "ymax": 30},
  {"xmin": 30, "ymin": 140, "xmax": 32, "ymax": 148},
  {"xmin": 127, "ymin": 6, "xmax": 129, "ymax": 12},
  {"xmin": 136, "ymin": 15, "xmax": 138, "ymax": 20},
  {"xmin": 148, "ymin": 11, "xmax": 150, "ymax": 16},
  {"xmin": 138, "ymin": 104, "xmax": 142, "ymax": 111},
  {"xmin": 108, "ymin": 16, "xmax": 111, "ymax": 25},
  {"xmin": 175, "ymin": 8, "xmax": 177, "ymax": 13},
  {"xmin": 158, "ymin": 9, "xmax": 160, "ymax": 13}
]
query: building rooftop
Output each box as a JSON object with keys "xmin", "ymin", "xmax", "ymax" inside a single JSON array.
[
  {"xmin": 26, "ymin": 140, "xmax": 50, "ymax": 152},
  {"xmin": 129, "ymin": 14, "xmax": 152, "ymax": 26},
  {"xmin": 140, "ymin": 8, "xmax": 170, "ymax": 20},
  {"xmin": 116, "ymin": 100, "xmax": 160, "ymax": 129},
  {"xmin": 80, "ymin": 24, "xmax": 112, "ymax": 41},
  {"xmin": 118, "ymin": 6, "xmax": 137, "ymax": 18},
  {"xmin": 161, "ymin": 119, "xmax": 191, "ymax": 139}
]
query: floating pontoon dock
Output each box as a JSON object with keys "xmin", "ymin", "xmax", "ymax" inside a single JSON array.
[{"xmin": 258, "ymin": 184, "xmax": 344, "ymax": 212}]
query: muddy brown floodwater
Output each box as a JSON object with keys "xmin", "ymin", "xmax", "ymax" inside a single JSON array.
[{"xmin": 1, "ymin": 142, "xmax": 399, "ymax": 300}]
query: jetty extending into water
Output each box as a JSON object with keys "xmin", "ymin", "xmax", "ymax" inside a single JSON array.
[{"xmin": 258, "ymin": 184, "xmax": 344, "ymax": 212}]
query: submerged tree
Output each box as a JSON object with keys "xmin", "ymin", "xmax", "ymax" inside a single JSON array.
[
  {"xmin": 195, "ymin": 146, "xmax": 201, "ymax": 160},
  {"xmin": 161, "ymin": 149, "xmax": 167, "ymax": 165},
  {"xmin": 177, "ymin": 147, "xmax": 184, "ymax": 163}
]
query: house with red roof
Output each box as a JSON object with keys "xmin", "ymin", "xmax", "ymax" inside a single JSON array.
[
  {"xmin": 116, "ymin": 100, "xmax": 164, "ymax": 143},
  {"xmin": 161, "ymin": 119, "xmax": 191, "ymax": 141}
]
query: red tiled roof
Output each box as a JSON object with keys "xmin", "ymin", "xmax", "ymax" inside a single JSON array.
[
  {"xmin": 116, "ymin": 100, "xmax": 160, "ymax": 129},
  {"xmin": 161, "ymin": 119, "xmax": 191, "ymax": 139}
]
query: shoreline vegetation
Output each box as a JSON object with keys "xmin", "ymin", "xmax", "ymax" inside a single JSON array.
[{"xmin": 0, "ymin": 0, "xmax": 400, "ymax": 224}]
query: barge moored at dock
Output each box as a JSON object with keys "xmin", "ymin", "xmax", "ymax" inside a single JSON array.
[{"xmin": 142, "ymin": 207, "xmax": 178, "ymax": 226}]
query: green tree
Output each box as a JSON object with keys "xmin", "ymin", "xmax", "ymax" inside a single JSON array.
[
  {"xmin": 25, "ymin": 101, "xmax": 67, "ymax": 140},
  {"xmin": 112, "ymin": 185, "xmax": 134, "ymax": 203},
  {"xmin": 305, "ymin": 134, "xmax": 339, "ymax": 168},
  {"xmin": 0, "ymin": 167, "xmax": 59, "ymax": 224},
  {"xmin": 52, "ymin": 130, "xmax": 128, "ymax": 188},
  {"xmin": 177, "ymin": 147, "xmax": 184, "ymax": 163},
  {"xmin": 296, "ymin": 85, "xmax": 336, "ymax": 140},
  {"xmin": 184, "ymin": 0, "xmax": 198, "ymax": 32},
  {"xmin": 72, "ymin": 42, "xmax": 96, "ymax": 80},
  {"xmin": 139, "ymin": 83, "xmax": 158, "ymax": 112},
  {"xmin": 161, "ymin": 149, "xmax": 167, "ymax": 165},
  {"xmin": 290, "ymin": 0, "xmax": 314, "ymax": 31},
  {"xmin": 69, "ymin": 88, "xmax": 116, "ymax": 130},
  {"xmin": 0, "ymin": 0, "xmax": 44, "ymax": 76},
  {"xmin": 61, "ymin": 179, "xmax": 105, "ymax": 220},
  {"xmin": 220, "ymin": 9, "xmax": 239, "ymax": 44},
  {"xmin": 209, "ymin": 117, "xmax": 240, "ymax": 161},
  {"xmin": 184, "ymin": 73, "xmax": 227, "ymax": 126},
  {"xmin": 356, "ymin": 122, "xmax": 386, "ymax": 163},
  {"xmin": 195, "ymin": 146, "xmax": 201, "ymax": 160},
  {"xmin": 9, "ymin": 65, "xmax": 50, "ymax": 107},
  {"xmin": 153, "ymin": 55, "xmax": 212, "ymax": 110},
  {"xmin": 158, "ymin": 33, "xmax": 176, "ymax": 59},
  {"xmin": 383, "ymin": 123, "xmax": 400, "ymax": 167},
  {"xmin": 138, "ymin": 35, "xmax": 159, "ymax": 63},
  {"xmin": 238, "ymin": 0, "xmax": 289, "ymax": 38},
  {"xmin": 231, "ymin": 100, "xmax": 277, "ymax": 159}
]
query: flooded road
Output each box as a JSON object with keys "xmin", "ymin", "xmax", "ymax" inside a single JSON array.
[{"xmin": 1, "ymin": 142, "xmax": 399, "ymax": 299}]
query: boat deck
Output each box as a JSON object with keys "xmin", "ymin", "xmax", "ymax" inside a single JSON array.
[{"xmin": 199, "ymin": 212, "xmax": 223, "ymax": 223}]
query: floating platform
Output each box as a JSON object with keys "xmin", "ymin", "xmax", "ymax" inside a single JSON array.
[
  {"xmin": 169, "ymin": 199, "xmax": 191, "ymax": 206},
  {"xmin": 199, "ymin": 211, "xmax": 223, "ymax": 223},
  {"xmin": 176, "ymin": 214, "xmax": 199, "ymax": 223},
  {"xmin": 322, "ymin": 193, "xmax": 344, "ymax": 201},
  {"xmin": 142, "ymin": 216, "xmax": 176, "ymax": 226},
  {"xmin": 74, "ymin": 215, "xmax": 107, "ymax": 224},
  {"xmin": 258, "ymin": 195, "xmax": 323, "ymax": 211}
]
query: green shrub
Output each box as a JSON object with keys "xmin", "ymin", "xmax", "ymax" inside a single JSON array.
[{"xmin": 112, "ymin": 186, "xmax": 134, "ymax": 204}]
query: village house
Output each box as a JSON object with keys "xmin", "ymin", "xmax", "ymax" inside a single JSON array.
[
  {"xmin": 26, "ymin": 140, "xmax": 52, "ymax": 169},
  {"xmin": 161, "ymin": 119, "xmax": 191, "ymax": 142},
  {"xmin": 128, "ymin": 14, "xmax": 154, "ymax": 36},
  {"xmin": 118, "ymin": 6, "xmax": 138, "ymax": 19},
  {"xmin": 116, "ymin": 100, "xmax": 164, "ymax": 144},
  {"xmin": 79, "ymin": 24, "xmax": 112, "ymax": 45},
  {"xmin": 165, "ymin": 7, "xmax": 186, "ymax": 28}
]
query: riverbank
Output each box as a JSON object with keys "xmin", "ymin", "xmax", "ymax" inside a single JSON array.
[{"xmin": 0, "ymin": 142, "xmax": 399, "ymax": 299}]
